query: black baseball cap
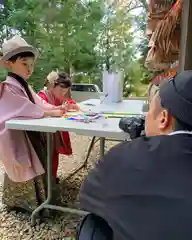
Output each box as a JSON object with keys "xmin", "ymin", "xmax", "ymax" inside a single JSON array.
[{"xmin": 160, "ymin": 70, "xmax": 192, "ymax": 127}]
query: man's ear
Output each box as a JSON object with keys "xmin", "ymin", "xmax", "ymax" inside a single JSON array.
[{"xmin": 159, "ymin": 109, "xmax": 170, "ymax": 130}]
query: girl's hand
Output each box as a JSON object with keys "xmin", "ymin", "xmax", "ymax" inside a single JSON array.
[
  {"xmin": 68, "ymin": 103, "xmax": 80, "ymax": 111},
  {"xmin": 54, "ymin": 105, "xmax": 67, "ymax": 112},
  {"xmin": 60, "ymin": 104, "xmax": 68, "ymax": 112},
  {"xmin": 63, "ymin": 102, "xmax": 80, "ymax": 112},
  {"xmin": 51, "ymin": 109, "xmax": 65, "ymax": 117}
]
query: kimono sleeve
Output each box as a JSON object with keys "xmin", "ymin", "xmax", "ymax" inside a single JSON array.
[
  {"xmin": 30, "ymin": 87, "xmax": 56, "ymax": 110},
  {"xmin": 0, "ymin": 84, "xmax": 44, "ymax": 120}
]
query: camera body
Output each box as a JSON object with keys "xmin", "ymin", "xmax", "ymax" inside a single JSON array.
[{"xmin": 119, "ymin": 116, "xmax": 145, "ymax": 139}]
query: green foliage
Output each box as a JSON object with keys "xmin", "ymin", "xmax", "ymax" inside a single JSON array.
[
  {"xmin": 0, "ymin": 0, "xmax": 105, "ymax": 89},
  {"xmin": 0, "ymin": 0, "xmax": 150, "ymax": 95}
]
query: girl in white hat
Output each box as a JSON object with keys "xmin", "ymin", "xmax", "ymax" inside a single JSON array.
[
  {"xmin": 38, "ymin": 71, "xmax": 79, "ymax": 183},
  {"xmin": 0, "ymin": 35, "xmax": 67, "ymax": 213}
]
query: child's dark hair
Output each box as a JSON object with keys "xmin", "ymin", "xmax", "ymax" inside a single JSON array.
[
  {"xmin": 8, "ymin": 51, "xmax": 35, "ymax": 62},
  {"xmin": 45, "ymin": 72, "xmax": 72, "ymax": 88}
]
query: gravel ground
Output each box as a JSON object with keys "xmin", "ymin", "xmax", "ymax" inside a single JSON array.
[{"xmin": 0, "ymin": 133, "xmax": 118, "ymax": 240}]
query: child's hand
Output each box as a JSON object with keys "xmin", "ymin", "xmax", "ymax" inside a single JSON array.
[
  {"xmin": 44, "ymin": 109, "xmax": 65, "ymax": 117},
  {"xmin": 70, "ymin": 104, "xmax": 80, "ymax": 111},
  {"xmin": 66, "ymin": 103, "xmax": 80, "ymax": 111},
  {"xmin": 55, "ymin": 104, "xmax": 68, "ymax": 112},
  {"xmin": 52, "ymin": 109, "xmax": 65, "ymax": 117},
  {"xmin": 59, "ymin": 104, "xmax": 68, "ymax": 112}
]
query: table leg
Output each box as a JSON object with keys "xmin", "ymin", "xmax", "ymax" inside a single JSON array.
[
  {"xmin": 63, "ymin": 136, "xmax": 111, "ymax": 181},
  {"xmin": 83, "ymin": 136, "xmax": 96, "ymax": 167},
  {"xmin": 31, "ymin": 132, "xmax": 88, "ymax": 225},
  {"xmin": 31, "ymin": 132, "xmax": 53, "ymax": 225},
  {"xmin": 100, "ymin": 137, "xmax": 105, "ymax": 160},
  {"xmin": 63, "ymin": 136, "xmax": 96, "ymax": 181}
]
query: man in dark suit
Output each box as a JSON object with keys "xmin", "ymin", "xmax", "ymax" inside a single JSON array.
[{"xmin": 79, "ymin": 71, "xmax": 192, "ymax": 240}]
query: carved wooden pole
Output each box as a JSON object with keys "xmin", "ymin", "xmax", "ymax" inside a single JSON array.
[{"xmin": 179, "ymin": 0, "xmax": 192, "ymax": 71}]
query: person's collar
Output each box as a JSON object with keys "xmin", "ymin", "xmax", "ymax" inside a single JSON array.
[
  {"xmin": 4, "ymin": 74, "xmax": 28, "ymax": 97},
  {"xmin": 169, "ymin": 130, "xmax": 192, "ymax": 136},
  {"xmin": 5, "ymin": 75, "xmax": 23, "ymax": 89}
]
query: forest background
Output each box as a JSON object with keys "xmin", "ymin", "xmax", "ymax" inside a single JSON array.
[{"xmin": 0, "ymin": 0, "xmax": 152, "ymax": 96}]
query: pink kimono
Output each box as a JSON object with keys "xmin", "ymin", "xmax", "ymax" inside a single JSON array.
[{"xmin": 0, "ymin": 76, "xmax": 56, "ymax": 182}]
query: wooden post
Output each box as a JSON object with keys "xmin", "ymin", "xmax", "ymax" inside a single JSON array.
[{"xmin": 179, "ymin": 0, "xmax": 192, "ymax": 71}]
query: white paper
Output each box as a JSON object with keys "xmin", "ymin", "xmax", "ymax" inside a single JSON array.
[{"xmin": 102, "ymin": 71, "xmax": 123, "ymax": 104}]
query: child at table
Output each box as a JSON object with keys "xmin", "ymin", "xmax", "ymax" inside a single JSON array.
[
  {"xmin": 38, "ymin": 71, "xmax": 79, "ymax": 183},
  {"xmin": 0, "ymin": 35, "xmax": 66, "ymax": 213}
]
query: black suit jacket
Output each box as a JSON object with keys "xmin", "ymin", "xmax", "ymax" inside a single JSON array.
[{"xmin": 80, "ymin": 134, "xmax": 192, "ymax": 240}]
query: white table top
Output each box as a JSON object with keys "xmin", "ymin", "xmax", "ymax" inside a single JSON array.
[
  {"xmin": 80, "ymin": 98, "xmax": 146, "ymax": 113},
  {"xmin": 6, "ymin": 99, "xmax": 145, "ymax": 140}
]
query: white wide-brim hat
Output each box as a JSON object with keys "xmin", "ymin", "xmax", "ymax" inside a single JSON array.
[{"xmin": 0, "ymin": 35, "xmax": 39, "ymax": 67}]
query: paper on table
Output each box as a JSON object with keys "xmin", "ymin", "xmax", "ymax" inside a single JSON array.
[
  {"xmin": 92, "ymin": 100, "xmax": 144, "ymax": 115},
  {"xmin": 63, "ymin": 112, "xmax": 103, "ymax": 122}
]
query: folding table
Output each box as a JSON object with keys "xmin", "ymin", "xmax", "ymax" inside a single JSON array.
[{"xmin": 6, "ymin": 99, "xmax": 145, "ymax": 225}]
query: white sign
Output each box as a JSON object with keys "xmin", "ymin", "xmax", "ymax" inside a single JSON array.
[{"xmin": 102, "ymin": 71, "xmax": 123, "ymax": 104}]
